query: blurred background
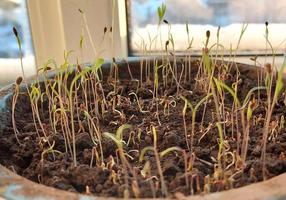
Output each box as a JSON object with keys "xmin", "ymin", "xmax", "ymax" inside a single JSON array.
[
  {"xmin": 128, "ymin": 0, "xmax": 286, "ymax": 55},
  {"xmin": 0, "ymin": 0, "xmax": 285, "ymax": 88},
  {"xmin": 0, "ymin": 0, "xmax": 35, "ymax": 87}
]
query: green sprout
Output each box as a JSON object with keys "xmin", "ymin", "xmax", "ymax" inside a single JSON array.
[
  {"xmin": 181, "ymin": 94, "xmax": 212, "ymax": 151},
  {"xmin": 68, "ymin": 58, "xmax": 104, "ymax": 166},
  {"xmin": 11, "ymin": 77, "xmax": 23, "ymax": 144},
  {"xmin": 40, "ymin": 141, "xmax": 62, "ymax": 181},
  {"xmin": 129, "ymin": 92, "xmax": 149, "ymax": 113},
  {"xmin": 216, "ymin": 122, "xmax": 224, "ymax": 179},
  {"xmin": 13, "ymin": 27, "xmax": 27, "ymax": 86},
  {"xmin": 241, "ymin": 98, "xmax": 257, "ymax": 164},
  {"xmin": 139, "ymin": 126, "xmax": 169, "ymax": 197},
  {"xmin": 78, "ymin": 9, "xmax": 98, "ymax": 58},
  {"xmin": 41, "ymin": 141, "xmax": 61, "ymax": 163},
  {"xmin": 103, "ymin": 124, "xmax": 140, "ymax": 198},
  {"xmin": 279, "ymin": 115, "xmax": 285, "ymax": 131},
  {"xmin": 261, "ymin": 59, "xmax": 286, "ymax": 179},
  {"xmin": 83, "ymin": 110, "xmax": 104, "ymax": 165}
]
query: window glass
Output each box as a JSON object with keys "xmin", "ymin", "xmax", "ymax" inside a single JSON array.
[
  {"xmin": 0, "ymin": 0, "xmax": 35, "ymax": 87},
  {"xmin": 128, "ymin": 0, "xmax": 286, "ymax": 55}
]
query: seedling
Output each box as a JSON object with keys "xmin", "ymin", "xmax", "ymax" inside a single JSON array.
[
  {"xmin": 261, "ymin": 60, "xmax": 285, "ymax": 179},
  {"xmin": 181, "ymin": 94, "xmax": 212, "ymax": 151},
  {"xmin": 129, "ymin": 92, "xmax": 149, "ymax": 113},
  {"xmin": 40, "ymin": 141, "xmax": 61, "ymax": 162},
  {"xmin": 11, "ymin": 77, "xmax": 23, "ymax": 144},
  {"xmin": 139, "ymin": 126, "xmax": 171, "ymax": 197},
  {"xmin": 241, "ymin": 98, "xmax": 258, "ymax": 163},
  {"xmin": 279, "ymin": 115, "xmax": 285, "ymax": 131},
  {"xmin": 78, "ymin": 9, "xmax": 98, "ymax": 58},
  {"xmin": 83, "ymin": 110, "xmax": 104, "ymax": 165},
  {"xmin": 13, "ymin": 27, "xmax": 28, "ymax": 89},
  {"xmin": 103, "ymin": 124, "xmax": 140, "ymax": 198},
  {"xmin": 216, "ymin": 122, "xmax": 225, "ymax": 179}
]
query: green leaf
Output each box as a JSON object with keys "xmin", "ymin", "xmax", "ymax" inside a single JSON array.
[
  {"xmin": 246, "ymin": 103, "xmax": 253, "ymax": 122},
  {"xmin": 241, "ymin": 86, "xmax": 266, "ymax": 109},
  {"xmin": 157, "ymin": 3, "xmax": 166, "ymax": 23},
  {"xmin": 213, "ymin": 77, "xmax": 240, "ymax": 105},
  {"xmin": 159, "ymin": 147, "xmax": 182, "ymax": 158},
  {"xmin": 216, "ymin": 122, "xmax": 224, "ymax": 164},
  {"xmin": 202, "ymin": 51, "xmax": 211, "ymax": 75},
  {"xmin": 274, "ymin": 60, "xmax": 285, "ymax": 101},
  {"xmin": 80, "ymin": 34, "xmax": 84, "ymax": 49},
  {"xmin": 116, "ymin": 124, "xmax": 132, "ymax": 140},
  {"xmin": 186, "ymin": 22, "xmax": 189, "ymax": 35},
  {"xmin": 194, "ymin": 94, "xmax": 212, "ymax": 112},
  {"xmin": 139, "ymin": 146, "xmax": 154, "ymax": 162},
  {"xmin": 180, "ymin": 96, "xmax": 194, "ymax": 112},
  {"xmin": 95, "ymin": 58, "xmax": 104, "ymax": 69},
  {"xmin": 141, "ymin": 160, "xmax": 151, "ymax": 178},
  {"xmin": 103, "ymin": 132, "xmax": 122, "ymax": 148},
  {"xmin": 152, "ymin": 126, "xmax": 157, "ymax": 146},
  {"xmin": 64, "ymin": 50, "xmax": 74, "ymax": 62}
]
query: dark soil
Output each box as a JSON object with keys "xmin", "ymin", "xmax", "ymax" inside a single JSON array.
[{"xmin": 0, "ymin": 60, "xmax": 286, "ymax": 198}]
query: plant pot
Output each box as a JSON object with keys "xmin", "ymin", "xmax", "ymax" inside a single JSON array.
[{"xmin": 0, "ymin": 57, "xmax": 286, "ymax": 200}]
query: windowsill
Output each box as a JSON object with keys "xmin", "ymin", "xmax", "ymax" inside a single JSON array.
[
  {"xmin": 130, "ymin": 23, "xmax": 286, "ymax": 53},
  {"xmin": 129, "ymin": 54, "xmax": 285, "ymax": 72}
]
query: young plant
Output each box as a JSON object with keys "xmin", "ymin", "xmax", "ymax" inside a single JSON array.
[
  {"xmin": 13, "ymin": 27, "xmax": 57, "ymax": 154},
  {"xmin": 13, "ymin": 27, "xmax": 44, "ymax": 143},
  {"xmin": 199, "ymin": 31, "xmax": 223, "ymax": 127},
  {"xmin": 140, "ymin": 160, "xmax": 157, "ymax": 197},
  {"xmin": 139, "ymin": 126, "xmax": 169, "ymax": 197},
  {"xmin": 213, "ymin": 76, "xmax": 266, "ymax": 167},
  {"xmin": 40, "ymin": 141, "xmax": 61, "ymax": 163},
  {"xmin": 184, "ymin": 22, "xmax": 194, "ymax": 82},
  {"xmin": 261, "ymin": 60, "xmax": 285, "ymax": 179},
  {"xmin": 83, "ymin": 110, "xmax": 104, "ymax": 165},
  {"xmin": 241, "ymin": 98, "xmax": 257, "ymax": 163},
  {"xmin": 155, "ymin": 3, "xmax": 167, "ymax": 54},
  {"xmin": 103, "ymin": 124, "xmax": 140, "ymax": 198},
  {"xmin": 153, "ymin": 60, "xmax": 165, "ymax": 124},
  {"xmin": 11, "ymin": 76, "xmax": 23, "ymax": 144},
  {"xmin": 181, "ymin": 94, "xmax": 212, "ymax": 151},
  {"xmin": 78, "ymin": 9, "xmax": 98, "ymax": 58},
  {"xmin": 215, "ymin": 122, "xmax": 225, "ymax": 179},
  {"xmin": 40, "ymin": 141, "xmax": 61, "ymax": 182},
  {"xmin": 13, "ymin": 27, "xmax": 28, "ymax": 90},
  {"xmin": 68, "ymin": 58, "xmax": 104, "ymax": 166},
  {"xmin": 129, "ymin": 92, "xmax": 149, "ymax": 113}
]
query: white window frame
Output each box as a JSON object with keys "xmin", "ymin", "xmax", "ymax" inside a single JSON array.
[
  {"xmin": 0, "ymin": 0, "xmax": 36, "ymax": 87},
  {"xmin": 27, "ymin": 0, "xmax": 128, "ymax": 67}
]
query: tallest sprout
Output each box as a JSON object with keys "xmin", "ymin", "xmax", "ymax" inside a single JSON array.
[
  {"xmin": 13, "ymin": 27, "xmax": 27, "ymax": 84},
  {"xmin": 13, "ymin": 27, "xmax": 21, "ymax": 48}
]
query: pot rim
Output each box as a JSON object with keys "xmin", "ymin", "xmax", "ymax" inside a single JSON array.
[{"xmin": 1, "ymin": 164, "xmax": 286, "ymax": 200}]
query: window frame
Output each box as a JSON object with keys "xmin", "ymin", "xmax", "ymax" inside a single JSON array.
[{"xmin": 27, "ymin": 0, "xmax": 129, "ymax": 67}]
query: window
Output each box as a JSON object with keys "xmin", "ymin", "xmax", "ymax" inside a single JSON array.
[
  {"xmin": 0, "ymin": 0, "xmax": 35, "ymax": 87},
  {"xmin": 127, "ymin": 0, "xmax": 286, "ymax": 59}
]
